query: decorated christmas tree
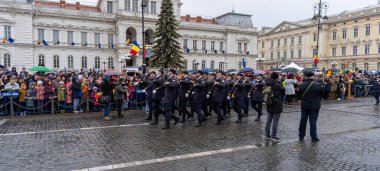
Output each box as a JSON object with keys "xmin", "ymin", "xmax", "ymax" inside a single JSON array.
[{"xmin": 150, "ymin": 0, "xmax": 183, "ymax": 69}]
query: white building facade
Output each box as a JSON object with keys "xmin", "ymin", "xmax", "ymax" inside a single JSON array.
[{"xmin": 0, "ymin": 0, "xmax": 257, "ymax": 72}]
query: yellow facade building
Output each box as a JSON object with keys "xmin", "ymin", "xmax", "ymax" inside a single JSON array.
[{"xmin": 258, "ymin": 2, "xmax": 380, "ymax": 71}]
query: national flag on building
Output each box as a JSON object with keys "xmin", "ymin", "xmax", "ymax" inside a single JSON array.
[
  {"xmin": 126, "ymin": 39, "xmax": 131, "ymax": 46},
  {"xmin": 98, "ymin": 43, "xmax": 101, "ymax": 48},
  {"xmin": 241, "ymin": 58, "xmax": 246, "ymax": 69},
  {"xmin": 130, "ymin": 41, "xmax": 141, "ymax": 56},
  {"xmin": 71, "ymin": 42, "xmax": 75, "ymax": 46},
  {"xmin": 186, "ymin": 48, "xmax": 190, "ymax": 54},
  {"xmin": 2, "ymin": 38, "xmax": 7, "ymax": 43},
  {"xmin": 42, "ymin": 40, "xmax": 48, "ymax": 46},
  {"xmin": 222, "ymin": 50, "xmax": 225, "ymax": 54},
  {"xmin": 8, "ymin": 37, "xmax": 14, "ymax": 43},
  {"xmin": 37, "ymin": 40, "xmax": 42, "ymax": 45},
  {"xmin": 313, "ymin": 55, "xmax": 320, "ymax": 65}
]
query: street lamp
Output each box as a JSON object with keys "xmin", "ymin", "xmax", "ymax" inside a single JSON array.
[
  {"xmin": 312, "ymin": 0, "xmax": 329, "ymax": 68},
  {"xmin": 331, "ymin": 61, "xmax": 338, "ymax": 69},
  {"xmin": 141, "ymin": 0, "xmax": 148, "ymax": 75}
]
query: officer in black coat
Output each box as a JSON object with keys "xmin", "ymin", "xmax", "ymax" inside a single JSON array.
[
  {"xmin": 178, "ymin": 71, "xmax": 193, "ymax": 122},
  {"xmin": 243, "ymin": 76, "xmax": 252, "ymax": 116},
  {"xmin": 202, "ymin": 73, "xmax": 211, "ymax": 118},
  {"xmin": 230, "ymin": 74, "xmax": 246, "ymax": 123},
  {"xmin": 150, "ymin": 70, "xmax": 165, "ymax": 125},
  {"xmin": 213, "ymin": 71, "xmax": 226, "ymax": 125},
  {"xmin": 191, "ymin": 71, "xmax": 206, "ymax": 127},
  {"xmin": 142, "ymin": 72, "xmax": 156, "ymax": 120},
  {"xmin": 161, "ymin": 69, "xmax": 180, "ymax": 129}
]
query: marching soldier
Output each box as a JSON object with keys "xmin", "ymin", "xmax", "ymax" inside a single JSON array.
[
  {"xmin": 161, "ymin": 69, "xmax": 180, "ymax": 129},
  {"xmin": 150, "ymin": 70, "xmax": 165, "ymax": 125},
  {"xmin": 192, "ymin": 71, "xmax": 206, "ymax": 127},
  {"xmin": 202, "ymin": 72, "xmax": 211, "ymax": 118},
  {"xmin": 243, "ymin": 76, "xmax": 252, "ymax": 116},
  {"xmin": 178, "ymin": 71, "xmax": 193, "ymax": 123},
  {"xmin": 229, "ymin": 74, "xmax": 246, "ymax": 123},
  {"xmin": 212, "ymin": 71, "xmax": 226, "ymax": 125},
  {"xmin": 142, "ymin": 72, "xmax": 156, "ymax": 120}
]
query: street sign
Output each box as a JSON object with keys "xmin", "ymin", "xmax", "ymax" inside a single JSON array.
[{"xmin": 1, "ymin": 92, "xmax": 20, "ymax": 97}]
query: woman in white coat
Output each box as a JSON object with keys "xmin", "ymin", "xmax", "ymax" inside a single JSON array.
[{"xmin": 285, "ymin": 74, "xmax": 297, "ymax": 105}]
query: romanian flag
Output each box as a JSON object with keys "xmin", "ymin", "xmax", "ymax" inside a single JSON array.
[
  {"xmin": 241, "ymin": 58, "xmax": 246, "ymax": 69},
  {"xmin": 37, "ymin": 40, "xmax": 41, "ymax": 45},
  {"xmin": 126, "ymin": 39, "xmax": 131, "ymax": 46},
  {"xmin": 2, "ymin": 38, "xmax": 7, "ymax": 43},
  {"xmin": 8, "ymin": 37, "xmax": 14, "ymax": 43},
  {"xmin": 130, "ymin": 41, "xmax": 141, "ymax": 56},
  {"xmin": 313, "ymin": 55, "xmax": 320, "ymax": 65}
]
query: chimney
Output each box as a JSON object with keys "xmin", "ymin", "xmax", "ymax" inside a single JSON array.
[
  {"xmin": 76, "ymin": 2, "xmax": 80, "ymax": 10},
  {"xmin": 60, "ymin": 0, "xmax": 65, "ymax": 8},
  {"xmin": 196, "ymin": 16, "xmax": 202, "ymax": 23},
  {"xmin": 185, "ymin": 15, "xmax": 190, "ymax": 21}
]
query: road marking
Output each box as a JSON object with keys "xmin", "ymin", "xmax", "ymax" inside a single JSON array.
[
  {"xmin": 0, "ymin": 119, "xmax": 8, "ymax": 126},
  {"xmin": 0, "ymin": 123, "xmax": 150, "ymax": 137},
  {"xmin": 72, "ymin": 144, "xmax": 259, "ymax": 171}
]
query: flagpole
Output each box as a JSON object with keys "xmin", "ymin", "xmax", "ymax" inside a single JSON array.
[{"xmin": 141, "ymin": 0, "xmax": 147, "ymax": 75}]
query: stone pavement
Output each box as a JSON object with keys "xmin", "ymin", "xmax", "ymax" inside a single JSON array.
[{"xmin": 0, "ymin": 97, "xmax": 379, "ymax": 171}]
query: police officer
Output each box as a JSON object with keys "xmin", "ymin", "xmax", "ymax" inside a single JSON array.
[
  {"xmin": 243, "ymin": 76, "xmax": 252, "ymax": 116},
  {"xmin": 150, "ymin": 70, "xmax": 165, "ymax": 125},
  {"xmin": 161, "ymin": 69, "xmax": 180, "ymax": 129},
  {"xmin": 212, "ymin": 71, "xmax": 226, "ymax": 125},
  {"xmin": 202, "ymin": 72, "xmax": 211, "ymax": 118},
  {"xmin": 192, "ymin": 71, "xmax": 206, "ymax": 127},
  {"xmin": 229, "ymin": 74, "xmax": 246, "ymax": 123},
  {"xmin": 178, "ymin": 71, "xmax": 193, "ymax": 122}
]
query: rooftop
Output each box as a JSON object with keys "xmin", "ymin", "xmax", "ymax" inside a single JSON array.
[{"xmin": 35, "ymin": 0, "xmax": 100, "ymax": 12}]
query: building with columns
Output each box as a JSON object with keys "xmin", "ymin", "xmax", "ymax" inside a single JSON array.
[
  {"xmin": 258, "ymin": 1, "xmax": 380, "ymax": 71},
  {"xmin": 0, "ymin": 0, "xmax": 257, "ymax": 72}
]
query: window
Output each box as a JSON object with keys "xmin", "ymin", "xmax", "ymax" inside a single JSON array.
[
  {"xmin": 298, "ymin": 36, "xmax": 302, "ymax": 44},
  {"xmin": 283, "ymin": 51, "xmax": 287, "ymax": 59},
  {"xmin": 365, "ymin": 26, "xmax": 371, "ymax": 36},
  {"xmin": 261, "ymin": 41, "xmax": 265, "ymax": 48},
  {"xmin": 53, "ymin": 30, "xmax": 59, "ymax": 43},
  {"xmin": 313, "ymin": 34, "xmax": 317, "ymax": 42},
  {"xmin": 53, "ymin": 55, "xmax": 59, "ymax": 68},
  {"xmin": 183, "ymin": 60, "xmax": 188, "ymax": 70},
  {"xmin": 342, "ymin": 47, "xmax": 346, "ymax": 56},
  {"xmin": 81, "ymin": 56, "xmax": 87, "ymax": 68},
  {"xmin": 210, "ymin": 60, "xmax": 215, "ymax": 69},
  {"xmin": 202, "ymin": 40, "xmax": 206, "ymax": 50},
  {"xmin": 290, "ymin": 51, "xmax": 294, "ymax": 59},
  {"xmin": 192, "ymin": 60, "xmax": 197, "ymax": 70},
  {"xmin": 132, "ymin": 0, "xmax": 138, "ymax": 12},
  {"xmin": 151, "ymin": 1, "xmax": 156, "ymax": 14},
  {"xmin": 341, "ymin": 64, "xmax": 346, "ymax": 70},
  {"xmin": 81, "ymin": 32, "xmax": 87, "ymax": 45},
  {"xmin": 107, "ymin": 1, "xmax": 113, "ymax": 13},
  {"xmin": 219, "ymin": 42, "xmax": 224, "ymax": 52},
  {"xmin": 378, "ymin": 44, "xmax": 380, "ymax": 54},
  {"xmin": 271, "ymin": 40, "xmax": 274, "ymax": 48},
  {"xmin": 270, "ymin": 52, "xmax": 273, "ymax": 60},
  {"xmin": 67, "ymin": 31, "xmax": 74, "ymax": 44},
  {"xmin": 365, "ymin": 44, "xmax": 370, "ymax": 55},
  {"xmin": 201, "ymin": 60, "xmax": 206, "ymax": 69},
  {"xmin": 108, "ymin": 34, "xmax": 114, "ymax": 45},
  {"xmin": 95, "ymin": 33, "xmax": 101, "ymax": 46},
  {"xmin": 68, "ymin": 55, "xmax": 74, "ymax": 68},
  {"xmin": 313, "ymin": 49, "xmax": 317, "ymax": 57},
  {"xmin": 211, "ymin": 41, "xmax": 215, "ymax": 51},
  {"xmin": 3, "ymin": 53, "xmax": 10, "ymax": 67},
  {"xmin": 37, "ymin": 29, "xmax": 45, "ymax": 41},
  {"xmin": 108, "ymin": 57, "xmax": 114, "ymax": 68},
  {"xmin": 298, "ymin": 50, "xmax": 302, "ymax": 58},
  {"xmin": 332, "ymin": 47, "xmax": 337, "ymax": 56},
  {"xmin": 4, "ymin": 26, "xmax": 11, "ymax": 39},
  {"xmin": 144, "ymin": 1, "xmax": 149, "ymax": 13},
  {"xmin": 238, "ymin": 43, "xmax": 242, "ymax": 53},
  {"xmin": 342, "ymin": 30, "xmax": 347, "ymax": 39},
  {"xmin": 277, "ymin": 52, "xmax": 280, "ymax": 60},
  {"xmin": 219, "ymin": 62, "xmax": 224, "ymax": 70},
  {"xmin": 183, "ymin": 39, "xmax": 188, "ymax": 49},
  {"xmin": 352, "ymin": 63, "xmax": 357, "ymax": 70},
  {"xmin": 354, "ymin": 27, "xmax": 358, "ymax": 38},
  {"xmin": 291, "ymin": 37, "xmax": 294, "ymax": 45},
  {"xmin": 378, "ymin": 62, "xmax": 380, "ymax": 71},
  {"xmin": 353, "ymin": 45, "xmax": 358, "ymax": 56},
  {"xmin": 38, "ymin": 54, "xmax": 45, "ymax": 66},
  {"xmin": 244, "ymin": 43, "xmax": 248, "ymax": 53},
  {"xmin": 125, "ymin": 0, "xmax": 131, "ymax": 11},
  {"xmin": 193, "ymin": 40, "xmax": 197, "ymax": 50},
  {"xmin": 284, "ymin": 38, "xmax": 287, "ymax": 46},
  {"xmin": 364, "ymin": 63, "xmax": 369, "ymax": 71},
  {"xmin": 332, "ymin": 31, "xmax": 337, "ymax": 40},
  {"xmin": 277, "ymin": 39, "xmax": 280, "ymax": 47},
  {"xmin": 95, "ymin": 56, "xmax": 100, "ymax": 68}
]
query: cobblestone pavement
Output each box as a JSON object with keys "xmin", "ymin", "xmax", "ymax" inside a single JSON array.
[{"xmin": 0, "ymin": 97, "xmax": 379, "ymax": 171}]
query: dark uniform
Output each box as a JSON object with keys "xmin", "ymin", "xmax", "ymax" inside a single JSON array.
[
  {"xmin": 212, "ymin": 77, "xmax": 226, "ymax": 125},
  {"xmin": 202, "ymin": 76, "xmax": 211, "ymax": 118},
  {"xmin": 192, "ymin": 76, "xmax": 206, "ymax": 127},
  {"xmin": 178, "ymin": 75, "xmax": 193, "ymax": 122},
  {"xmin": 150, "ymin": 74, "xmax": 165, "ymax": 125},
  {"xmin": 142, "ymin": 76, "xmax": 155, "ymax": 120},
  {"xmin": 161, "ymin": 75, "xmax": 179, "ymax": 129},
  {"xmin": 243, "ymin": 79, "xmax": 252, "ymax": 116},
  {"xmin": 231, "ymin": 79, "xmax": 246, "ymax": 123}
]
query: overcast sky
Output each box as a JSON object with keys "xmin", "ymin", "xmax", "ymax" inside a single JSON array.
[{"xmin": 181, "ymin": 0, "xmax": 378, "ymax": 29}]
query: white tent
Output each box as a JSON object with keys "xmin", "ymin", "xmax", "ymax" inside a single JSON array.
[{"xmin": 282, "ymin": 62, "xmax": 304, "ymax": 71}]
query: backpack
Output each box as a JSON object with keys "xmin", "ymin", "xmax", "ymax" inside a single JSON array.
[{"xmin": 263, "ymin": 86, "xmax": 276, "ymax": 106}]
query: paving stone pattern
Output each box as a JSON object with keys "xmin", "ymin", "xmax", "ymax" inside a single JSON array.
[{"xmin": 0, "ymin": 97, "xmax": 379, "ymax": 171}]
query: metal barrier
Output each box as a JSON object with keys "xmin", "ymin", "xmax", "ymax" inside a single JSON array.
[{"xmin": 0, "ymin": 90, "xmax": 146, "ymax": 116}]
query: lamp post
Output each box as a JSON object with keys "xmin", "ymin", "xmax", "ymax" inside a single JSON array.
[
  {"xmin": 141, "ymin": 0, "xmax": 147, "ymax": 75},
  {"xmin": 331, "ymin": 61, "xmax": 338, "ymax": 69},
  {"xmin": 311, "ymin": 0, "xmax": 329, "ymax": 68},
  {"xmin": 102, "ymin": 58, "xmax": 108, "ymax": 70}
]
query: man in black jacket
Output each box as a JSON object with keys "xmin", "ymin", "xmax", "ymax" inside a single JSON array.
[
  {"xmin": 231, "ymin": 74, "xmax": 246, "ymax": 123},
  {"xmin": 298, "ymin": 71, "xmax": 323, "ymax": 142},
  {"xmin": 178, "ymin": 71, "xmax": 192, "ymax": 122},
  {"xmin": 213, "ymin": 71, "xmax": 226, "ymax": 125},
  {"xmin": 150, "ymin": 70, "xmax": 165, "ymax": 125},
  {"xmin": 142, "ymin": 72, "xmax": 156, "ymax": 120},
  {"xmin": 161, "ymin": 69, "xmax": 180, "ymax": 129},
  {"xmin": 192, "ymin": 71, "xmax": 206, "ymax": 127}
]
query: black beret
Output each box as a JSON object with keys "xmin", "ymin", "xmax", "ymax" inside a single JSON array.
[{"xmin": 304, "ymin": 71, "xmax": 315, "ymax": 77}]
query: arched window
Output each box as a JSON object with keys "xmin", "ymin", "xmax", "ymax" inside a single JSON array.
[
  {"xmin": 68, "ymin": 55, "xmax": 74, "ymax": 68},
  {"xmin": 126, "ymin": 27, "xmax": 137, "ymax": 42},
  {"xmin": 210, "ymin": 60, "xmax": 215, "ymax": 69},
  {"xmin": 145, "ymin": 29, "xmax": 154, "ymax": 45},
  {"xmin": 201, "ymin": 60, "xmax": 206, "ymax": 69},
  {"xmin": 183, "ymin": 59, "xmax": 188, "ymax": 70},
  {"xmin": 108, "ymin": 57, "xmax": 114, "ymax": 68},
  {"xmin": 95, "ymin": 56, "xmax": 100, "ymax": 69},
  {"xmin": 53, "ymin": 55, "xmax": 60, "ymax": 68},
  {"xmin": 38, "ymin": 54, "xmax": 45, "ymax": 66},
  {"xmin": 3, "ymin": 53, "xmax": 10, "ymax": 67},
  {"xmin": 81, "ymin": 56, "xmax": 87, "ymax": 69},
  {"xmin": 192, "ymin": 60, "xmax": 197, "ymax": 70}
]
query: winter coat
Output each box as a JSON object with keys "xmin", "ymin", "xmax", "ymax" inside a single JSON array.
[
  {"xmin": 285, "ymin": 79, "xmax": 297, "ymax": 95},
  {"xmin": 114, "ymin": 83, "xmax": 127, "ymax": 100},
  {"xmin": 66, "ymin": 89, "xmax": 72, "ymax": 104},
  {"xmin": 299, "ymin": 78, "xmax": 323, "ymax": 111},
  {"xmin": 36, "ymin": 86, "xmax": 45, "ymax": 100},
  {"xmin": 251, "ymin": 82, "xmax": 264, "ymax": 102},
  {"xmin": 57, "ymin": 87, "xmax": 66, "ymax": 102},
  {"xmin": 71, "ymin": 77, "xmax": 81, "ymax": 99},
  {"xmin": 265, "ymin": 78, "xmax": 285, "ymax": 114}
]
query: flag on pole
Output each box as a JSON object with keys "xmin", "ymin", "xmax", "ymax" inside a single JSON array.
[
  {"xmin": 130, "ymin": 41, "xmax": 141, "ymax": 56},
  {"xmin": 8, "ymin": 37, "xmax": 14, "ymax": 43},
  {"xmin": 186, "ymin": 48, "xmax": 190, "ymax": 54},
  {"xmin": 42, "ymin": 40, "xmax": 48, "ymax": 46},
  {"xmin": 2, "ymin": 38, "xmax": 7, "ymax": 43},
  {"xmin": 98, "ymin": 43, "xmax": 101, "ymax": 48},
  {"xmin": 214, "ymin": 50, "xmax": 218, "ymax": 54},
  {"xmin": 313, "ymin": 55, "xmax": 320, "ymax": 65},
  {"xmin": 126, "ymin": 39, "xmax": 131, "ymax": 46},
  {"xmin": 241, "ymin": 58, "xmax": 246, "ymax": 69},
  {"xmin": 37, "ymin": 40, "xmax": 41, "ymax": 45}
]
